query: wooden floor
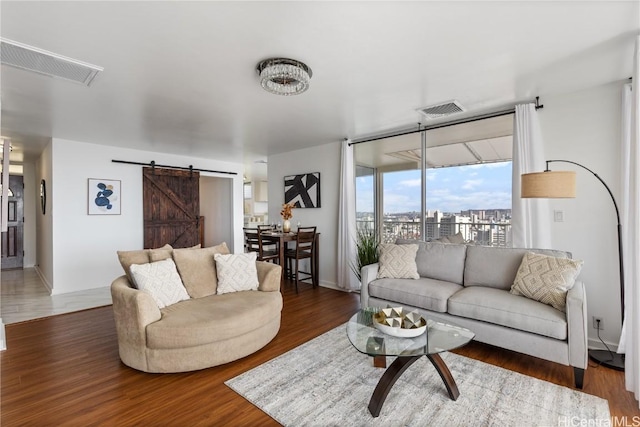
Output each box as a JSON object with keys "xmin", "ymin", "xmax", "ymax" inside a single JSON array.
[{"xmin": 2, "ymin": 281, "xmax": 638, "ymax": 426}]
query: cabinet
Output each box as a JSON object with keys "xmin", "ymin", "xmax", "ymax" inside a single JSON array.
[{"xmin": 254, "ymin": 181, "xmax": 268, "ymax": 202}]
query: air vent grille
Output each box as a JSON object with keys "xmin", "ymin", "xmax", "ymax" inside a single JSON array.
[
  {"xmin": 418, "ymin": 100, "xmax": 464, "ymax": 119},
  {"xmin": 1, "ymin": 38, "xmax": 103, "ymax": 86}
]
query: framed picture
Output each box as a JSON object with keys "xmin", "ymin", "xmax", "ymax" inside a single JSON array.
[
  {"xmin": 284, "ymin": 172, "xmax": 321, "ymax": 208},
  {"xmin": 88, "ymin": 178, "xmax": 121, "ymax": 215}
]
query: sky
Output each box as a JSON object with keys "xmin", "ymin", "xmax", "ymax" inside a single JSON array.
[{"xmin": 356, "ymin": 162, "xmax": 512, "ymax": 214}]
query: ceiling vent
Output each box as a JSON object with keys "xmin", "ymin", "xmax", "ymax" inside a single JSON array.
[
  {"xmin": 417, "ymin": 100, "xmax": 464, "ymax": 119},
  {"xmin": 1, "ymin": 38, "xmax": 103, "ymax": 86}
]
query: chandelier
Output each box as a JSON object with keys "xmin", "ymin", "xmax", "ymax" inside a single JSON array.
[{"xmin": 256, "ymin": 58, "xmax": 312, "ymax": 96}]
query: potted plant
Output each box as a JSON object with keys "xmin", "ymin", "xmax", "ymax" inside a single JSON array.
[{"xmin": 350, "ymin": 229, "xmax": 379, "ymax": 282}]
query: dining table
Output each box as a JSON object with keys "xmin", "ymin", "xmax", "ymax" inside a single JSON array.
[{"xmin": 261, "ymin": 230, "xmax": 320, "ymax": 286}]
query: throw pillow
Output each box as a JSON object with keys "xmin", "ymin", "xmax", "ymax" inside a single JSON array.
[
  {"xmin": 172, "ymin": 242, "xmax": 231, "ymax": 298},
  {"xmin": 214, "ymin": 252, "xmax": 259, "ymax": 295},
  {"xmin": 377, "ymin": 244, "xmax": 419, "ymax": 280},
  {"xmin": 149, "ymin": 244, "xmax": 174, "ymax": 262},
  {"xmin": 510, "ymin": 252, "xmax": 584, "ymax": 311},
  {"xmin": 117, "ymin": 249, "xmax": 149, "ymax": 283},
  {"xmin": 129, "ymin": 258, "xmax": 190, "ymax": 309}
]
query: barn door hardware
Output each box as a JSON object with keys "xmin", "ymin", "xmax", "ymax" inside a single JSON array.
[{"xmin": 111, "ymin": 159, "xmax": 237, "ymax": 175}]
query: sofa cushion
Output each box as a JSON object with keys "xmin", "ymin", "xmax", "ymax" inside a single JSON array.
[
  {"xmin": 172, "ymin": 242, "xmax": 230, "ymax": 298},
  {"xmin": 511, "ymin": 252, "xmax": 583, "ymax": 311},
  {"xmin": 215, "ymin": 252, "xmax": 260, "ymax": 294},
  {"xmin": 117, "ymin": 244, "xmax": 173, "ymax": 283},
  {"xmin": 117, "ymin": 249, "xmax": 150, "ymax": 283},
  {"xmin": 396, "ymin": 239, "xmax": 467, "ymax": 284},
  {"xmin": 448, "ymin": 287, "xmax": 567, "ymax": 340},
  {"xmin": 369, "ymin": 277, "xmax": 463, "ymax": 313},
  {"xmin": 377, "ymin": 244, "xmax": 419, "ymax": 279},
  {"xmin": 130, "ymin": 258, "xmax": 190, "ymax": 309},
  {"xmin": 147, "ymin": 290, "xmax": 282, "ymax": 349},
  {"xmin": 149, "ymin": 244, "xmax": 174, "ymax": 262},
  {"xmin": 463, "ymin": 246, "xmax": 571, "ymax": 290},
  {"xmin": 433, "ymin": 232, "xmax": 465, "ymax": 244}
]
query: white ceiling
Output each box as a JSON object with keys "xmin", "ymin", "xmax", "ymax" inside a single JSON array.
[
  {"xmin": 355, "ymin": 114, "xmax": 514, "ymax": 169},
  {"xmin": 1, "ymin": 1, "xmax": 638, "ymax": 181}
]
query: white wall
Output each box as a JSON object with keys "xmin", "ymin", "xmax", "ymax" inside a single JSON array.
[
  {"xmin": 539, "ymin": 81, "xmax": 626, "ymax": 349},
  {"xmin": 35, "ymin": 141, "xmax": 53, "ymax": 291},
  {"xmin": 268, "ymin": 141, "xmax": 342, "ymax": 289},
  {"xmin": 200, "ymin": 175, "xmax": 234, "ymax": 248},
  {"xmin": 22, "ymin": 162, "xmax": 36, "ymax": 267},
  {"xmin": 48, "ymin": 138, "xmax": 244, "ymax": 295}
]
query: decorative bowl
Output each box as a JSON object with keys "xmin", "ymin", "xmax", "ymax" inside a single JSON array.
[{"xmin": 372, "ymin": 308, "xmax": 427, "ymax": 338}]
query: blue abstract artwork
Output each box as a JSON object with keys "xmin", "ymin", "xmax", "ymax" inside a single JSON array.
[{"xmin": 88, "ymin": 179, "xmax": 121, "ymax": 215}]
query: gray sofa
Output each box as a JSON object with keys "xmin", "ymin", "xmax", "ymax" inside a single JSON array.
[{"xmin": 360, "ymin": 240, "xmax": 588, "ymax": 388}]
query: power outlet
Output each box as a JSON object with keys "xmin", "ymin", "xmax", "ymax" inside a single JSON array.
[
  {"xmin": 592, "ymin": 316, "xmax": 605, "ymax": 330},
  {"xmin": 554, "ymin": 210, "xmax": 564, "ymax": 222}
]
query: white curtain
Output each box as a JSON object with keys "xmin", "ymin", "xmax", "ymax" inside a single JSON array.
[
  {"xmin": 511, "ymin": 103, "xmax": 552, "ymax": 249},
  {"xmin": 618, "ymin": 35, "xmax": 640, "ymax": 406},
  {"xmin": 337, "ymin": 139, "xmax": 359, "ymax": 291}
]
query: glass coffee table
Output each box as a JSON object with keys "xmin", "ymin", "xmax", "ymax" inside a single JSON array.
[{"xmin": 346, "ymin": 309, "xmax": 475, "ymax": 417}]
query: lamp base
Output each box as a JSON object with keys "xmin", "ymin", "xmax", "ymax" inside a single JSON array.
[{"xmin": 589, "ymin": 349, "xmax": 625, "ymax": 371}]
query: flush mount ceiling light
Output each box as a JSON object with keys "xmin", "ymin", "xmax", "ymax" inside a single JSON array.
[{"xmin": 256, "ymin": 58, "xmax": 312, "ymax": 96}]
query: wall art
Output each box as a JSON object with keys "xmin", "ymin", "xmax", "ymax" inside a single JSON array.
[
  {"xmin": 88, "ymin": 178, "xmax": 121, "ymax": 215},
  {"xmin": 284, "ymin": 172, "xmax": 321, "ymax": 208}
]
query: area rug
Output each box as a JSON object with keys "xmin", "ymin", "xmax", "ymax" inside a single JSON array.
[{"xmin": 226, "ymin": 324, "xmax": 610, "ymax": 426}]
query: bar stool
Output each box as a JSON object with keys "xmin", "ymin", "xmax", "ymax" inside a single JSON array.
[
  {"xmin": 245, "ymin": 227, "xmax": 280, "ymax": 263},
  {"xmin": 257, "ymin": 229, "xmax": 280, "ymax": 264},
  {"xmin": 243, "ymin": 227, "xmax": 260, "ymax": 253},
  {"xmin": 285, "ymin": 226, "xmax": 317, "ymax": 293}
]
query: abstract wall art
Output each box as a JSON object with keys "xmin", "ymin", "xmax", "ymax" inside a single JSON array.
[
  {"xmin": 284, "ymin": 172, "xmax": 321, "ymax": 208},
  {"xmin": 88, "ymin": 178, "xmax": 121, "ymax": 215}
]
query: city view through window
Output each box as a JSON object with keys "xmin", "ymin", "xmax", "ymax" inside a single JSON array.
[{"xmin": 356, "ymin": 161, "xmax": 513, "ymax": 246}]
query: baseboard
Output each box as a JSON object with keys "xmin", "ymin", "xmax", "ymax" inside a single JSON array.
[
  {"xmin": 588, "ymin": 337, "xmax": 619, "ymax": 352},
  {"xmin": 34, "ymin": 266, "xmax": 53, "ymax": 294},
  {"xmin": 318, "ymin": 281, "xmax": 351, "ymax": 292}
]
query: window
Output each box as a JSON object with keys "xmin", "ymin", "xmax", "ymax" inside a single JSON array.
[
  {"xmin": 355, "ymin": 165, "xmax": 375, "ymax": 232},
  {"xmin": 354, "ymin": 114, "xmax": 513, "ymax": 246}
]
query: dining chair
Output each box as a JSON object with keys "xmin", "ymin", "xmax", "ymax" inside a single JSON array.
[
  {"xmin": 244, "ymin": 227, "xmax": 280, "ymax": 263},
  {"xmin": 257, "ymin": 224, "xmax": 279, "ymax": 253},
  {"xmin": 257, "ymin": 231, "xmax": 280, "ymax": 264},
  {"xmin": 285, "ymin": 226, "xmax": 317, "ymax": 293},
  {"xmin": 243, "ymin": 228, "xmax": 260, "ymax": 253}
]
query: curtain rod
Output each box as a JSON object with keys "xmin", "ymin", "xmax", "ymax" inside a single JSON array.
[
  {"xmin": 348, "ymin": 97, "xmax": 544, "ymax": 146},
  {"xmin": 111, "ymin": 159, "xmax": 237, "ymax": 176}
]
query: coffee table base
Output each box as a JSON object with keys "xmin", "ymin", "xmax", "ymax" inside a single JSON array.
[{"xmin": 368, "ymin": 353, "xmax": 459, "ymax": 417}]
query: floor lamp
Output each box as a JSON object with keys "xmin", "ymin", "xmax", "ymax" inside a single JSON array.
[{"xmin": 521, "ymin": 159, "xmax": 625, "ymax": 371}]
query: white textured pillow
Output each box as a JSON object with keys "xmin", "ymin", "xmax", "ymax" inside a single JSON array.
[
  {"xmin": 510, "ymin": 252, "xmax": 584, "ymax": 311},
  {"xmin": 215, "ymin": 252, "xmax": 259, "ymax": 294},
  {"xmin": 130, "ymin": 258, "xmax": 190, "ymax": 309},
  {"xmin": 377, "ymin": 244, "xmax": 419, "ymax": 279}
]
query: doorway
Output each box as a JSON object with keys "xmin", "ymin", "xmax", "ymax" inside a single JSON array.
[
  {"xmin": 200, "ymin": 175, "xmax": 234, "ymax": 249},
  {"xmin": 2, "ymin": 175, "xmax": 24, "ymax": 270}
]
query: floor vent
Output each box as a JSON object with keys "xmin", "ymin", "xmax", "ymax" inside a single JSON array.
[
  {"xmin": 1, "ymin": 38, "xmax": 103, "ymax": 86},
  {"xmin": 417, "ymin": 100, "xmax": 465, "ymax": 119}
]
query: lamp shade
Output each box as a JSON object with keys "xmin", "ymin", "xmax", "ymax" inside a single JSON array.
[{"xmin": 521, "ymin": 171, "xmax": 576, "ymax": 198}]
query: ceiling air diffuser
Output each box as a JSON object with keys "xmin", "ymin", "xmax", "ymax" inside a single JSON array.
[
  {"xmin": 1, "ymin": 38, "xmax": 103, "ymax": 86},
  {"xmin": 417, "ymin": 100, "xmax": 465, "ymax": 119}
]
